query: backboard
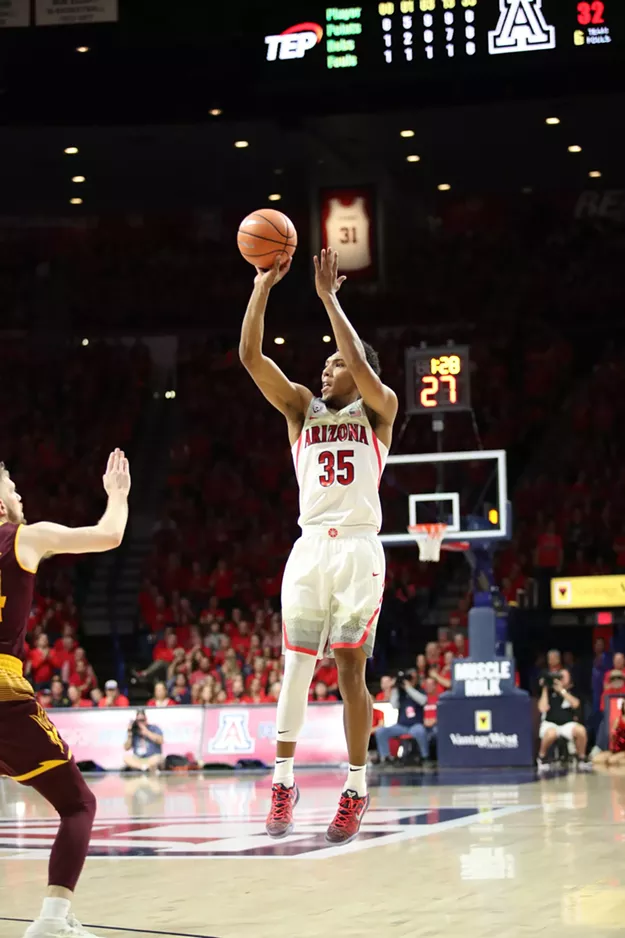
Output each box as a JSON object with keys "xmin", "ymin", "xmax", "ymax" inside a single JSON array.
[{"xmin": 379, "ymin": 448, "xmax": 511, "ymax": 548}]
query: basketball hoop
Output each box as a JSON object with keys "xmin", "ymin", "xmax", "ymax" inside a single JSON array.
[{"xmin": 408, "ymin": 523, "xmax": 447, "ymax": 563}]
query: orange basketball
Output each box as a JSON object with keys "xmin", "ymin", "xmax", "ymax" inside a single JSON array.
[{"xmin": 237, "ymin": 208, "xmax": 298, "ymax": 269}]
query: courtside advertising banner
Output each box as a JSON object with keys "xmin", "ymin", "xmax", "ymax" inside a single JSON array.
[
  {"xmin": 0, "ymin": 0, "xmax": 29, "ymax": 27},
  {"xmin": 36, "ymin": 0, "xmax": 118, "ymax": 26},
  {"xmin": 50, "ymin": 703, "xmax": 347, "ymax": 769}
]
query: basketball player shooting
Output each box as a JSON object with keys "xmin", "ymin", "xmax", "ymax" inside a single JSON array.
[
  {"xmin": 240, "ymin": 248, "xmax": 398, "ymax": 844},
  {"xmin": 0, "ymin": 449, "xmax": 130, "ymax": 938}
]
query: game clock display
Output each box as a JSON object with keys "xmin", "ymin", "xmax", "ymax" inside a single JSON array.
[
  {"xmin": 405, "ymin": 346, "xmax": 471, "ymax": 414},
  {"xmin": 262, "ymin": 1, "xmax": 621, "ymax": 75}
]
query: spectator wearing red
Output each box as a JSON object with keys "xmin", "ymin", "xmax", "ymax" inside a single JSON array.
[
  {"xmin": 415, "ymin": 655, "xmax": 427, "ymax": 685},
  {"xmin": 423, "ymin": 677, "xmax": 439, "ymax": 737},
  {"xmin": 213, "ymin": 634, "xmax": 234, "ymax": 668},
  {"xmin": 440, "ymin": 650, "xmax": 454, "ymax": 687},
  {"xmin": 204, "ymin": 620, "xmax": 223, "ymax": 654},
  {"xmin": 99, "ymin": 680, "xmax": 130, "ymax": 708},
  {"xmin": 68, "ymin": 659, "xmax": 97, "ymax": 700},
  {"xmin": 246, "ymin": 656, "xmax": 268, "ymax": 691},
  {"xmin": 210, "ymin": 558, "xmax": 234, "ymax": 611},
  {"xmin": 314, "ymin": 657, "xmax": 339, "ymax": 695},
  {"xmin": 227, "ymin": 674, "xmax": 248, "ymax": 704},
  {"xmin": 147, "ymin": 681, "xmax": 177, "ymax": 708},
  {"xmin": 189, "ymin": 653, "xmax": 212, "ymax": 687},
  {"xmin": 67, "ymin": 685, "xmax": 92, "ymax": 708},
  {"xmin": 145, "ymin": 595, "xmax": 175, "ymax": 634},
  {"xmin": 266, "ymin": 680, "xmax": 281, "ymax": 703},
  {"xmin": 90, "ymin": 687, "xmax": 103, "ymax": 707},
  {"xmin": 245, "ymin": 634, "xmax": 263, "ymax": 664},
  {"xmin": 453, "ymin": 632, "xmax": 468, "ymax": 658},
  {"xmin": 53, "ymin": 623, "xmax": 78, "ymax": 654},
  {"xmin": 376, "ymin": 675, "xmax": 393, "ymax": 702},
  {"xmin": 247, "ymin": 677, "xmax": 267, "ymax": 704},
  {"xmin": 309, "ymin": 681, "xmax": 338, "ymax": 703},
  {"xmin": 425, "ymin": 642, "xmax": 441, "ymax": 677},
  {"xmin": 601, "ymin": 653, "xmax": 625, "ymax": 711},
  {"xmin": 534, "ymin": 520, "xmax": 563, "ymax": 572},
  {"xmin": 263, "ymin": 615, "xmax": 282, "ymax": 658},
  {"xmin": 51, "ymin": 635, "xmax": 77, "ymax": 681},
  {"xmin": 27, "ymin": 634, "xmax": 55, "ymax": 689},
  {"xmin": 231, "ymin": 620, "xmax": 252, "ymax": 658}
]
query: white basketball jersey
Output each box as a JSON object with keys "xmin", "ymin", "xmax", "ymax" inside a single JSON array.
[
  {"xmin": 292, "ymin": 398, "xmax": 388, "ymax": 530},
  {"xmin": 325, "ymin": 197, "xmax": 371, "ymax": 271}
]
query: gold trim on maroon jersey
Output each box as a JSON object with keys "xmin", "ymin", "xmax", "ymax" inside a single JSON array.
[{"xmin": 14, "ymin": 525, "xmax": 38, "ymax": 575}]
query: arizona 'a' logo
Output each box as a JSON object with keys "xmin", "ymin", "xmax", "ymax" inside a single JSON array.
[
  {"xmin": 488, "ymin": 0, "xmax": 555, "ymax": 55},
  {"xmin": 207, "ymin": 711, "xmax": 254, "ymax": 755}
]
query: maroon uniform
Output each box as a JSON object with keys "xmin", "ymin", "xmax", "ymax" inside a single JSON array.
[{"xmin": 0, "ymin": 521, "xmax": 71, "ymax": 782}]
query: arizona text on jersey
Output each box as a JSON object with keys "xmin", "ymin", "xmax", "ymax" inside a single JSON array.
[{"xmin": 292, "ymin": 398, "xmax": 388, "ymax": 530}]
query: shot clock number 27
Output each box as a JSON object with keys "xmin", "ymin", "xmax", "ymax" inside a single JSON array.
[{"xmin": 405, "ymin": 346, "xmax": 472, "ymax": 414}]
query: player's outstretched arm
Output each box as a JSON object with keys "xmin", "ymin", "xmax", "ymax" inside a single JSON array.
[
  {"xmin": 16, "ymin": 449, "xmax": 130, "ymax": 573},
  {"xmin": 314, "ymin": 248, "xmax": 398, "ymax": 427},
  {"xmin": 239, "ymin": 257, "xmax": 313, "ymax": 420}
]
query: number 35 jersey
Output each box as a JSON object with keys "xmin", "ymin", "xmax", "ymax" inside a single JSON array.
[{"xmin": 292, "ymin": 398, "xmax": 388, "ymax": 531}]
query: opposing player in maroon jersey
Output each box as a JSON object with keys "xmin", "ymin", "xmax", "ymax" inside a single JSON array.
[{"xmin": 0, "ymin": 449, "xmax": 130, "ymax": 938}]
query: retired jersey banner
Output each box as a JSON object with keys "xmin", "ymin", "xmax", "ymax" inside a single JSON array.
[
  {"xmin": 319, "ymin": 187, "xmax": 377, "ymax": 280},
  {"xmin": 551, "ymin": 575, "xmax": 625, "ymax": 609},
  {"xmin": 36, "ymin": 0, "xmax": 118, "ymax": 26},
  {"xmin": 49, "ymin": 703, "xmax": 346, "ymax": 770},
  {"xmin": 0, "ymin": 0, "xmax": 29, "ymax": 27}
]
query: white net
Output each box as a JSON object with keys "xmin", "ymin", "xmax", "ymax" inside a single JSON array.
[{"xmin": 408, "ymin": 524, "xmax": 447, "ymax": 563}]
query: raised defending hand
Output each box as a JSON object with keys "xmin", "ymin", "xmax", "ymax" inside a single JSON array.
[
  {"xmin": 314, "ymin": 247, "xmax": 347, "ymax": 297},
  {"xmin": 254, "ymin": 255, "xmax": 292, "ymax": 289},
  {"xmin": 103, "ymin": 448, "xmax": 131, "ymax": 498}
]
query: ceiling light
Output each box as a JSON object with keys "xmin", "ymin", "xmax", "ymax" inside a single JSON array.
[
  {"xmin": 208, "ymin": 108, "xmax": 222, "ymax": 116},
  {"xmin": 69, "ymin": 197, "xmax": 83, "ymax": 205},
  {"xmin": 268, "ymin": 193, "xmax": 282, "ymax": 202},
  {"xmin": 165, "ymin": 390, "xmax": 177, "ymax": 400},
  {"xmin": 72, "ymin": 175, "xmax": 86, "ymax": 183},
  {"xmin": 406, "ymin": 154, "xmax": 421, "ymax": 163},
  {"xmin": 545, "ymin": 117, "xmax": 560, "ymax": 125},
  {"xmin": 400, "ymin": 130, "xmax": 415, "ymax": 138},
  {"xmin": 568, "ymin": 145, "xmax": 582, "ymax": 153},
  {"xmin": 437, "ymin": 183, "xmax": 451, "ymax": 191},
  {"xmin": 273, "ymin": 168, "xmax": 284, "ymax": 175},
  {"xmin": 234, "ymin": 140, "xmax": 249, "ymax": 149},
  {"xmin": 76, "ymin": 46, "xmax": 89, "ymax": 53},
  {"xmin": 521, "ymin": 187, "xmax": 533, "ymax": 194},
  {"xmin": 589, "ymin": 170, "xmax": 602, "ymax": 178},
  {"xmin": 274, "ymin": 337, "xmax": 285, "ymax": 345},
  {"xmin": 322, "ymin": 335, "xmax": 332, "ymax": 343},
  {"xmin": 81, "ymin": 338, "xmax": 89, "ymax": 347},
  {"xmin": 64, "ymin": 147, "xmax": 79, "ymax": 155}
]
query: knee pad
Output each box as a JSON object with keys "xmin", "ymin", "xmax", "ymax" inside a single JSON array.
[{"xmin": 276, "ymin": 651, "xmax": 318, "ymax": 743}]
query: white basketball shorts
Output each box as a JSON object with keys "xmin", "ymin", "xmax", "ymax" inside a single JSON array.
[
  {"xmin": 281, "ymin": 525, "xmax": 385, "ymax": 659},
  {"xmin": 539, "ymin": 721, "xmax": 579, "ymax": 742}
]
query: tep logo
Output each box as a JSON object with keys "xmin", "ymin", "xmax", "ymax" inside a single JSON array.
[
  {"xmin": 553, "ymin": 580, "xmax": 572, "ymax": 606},
  {"xmin": 265, "ymin": 22, "xmax": 324, "ymax": 62},
  {"xmin": 475, "ymin": 710, "xmax": 492, "ymax": 733}
]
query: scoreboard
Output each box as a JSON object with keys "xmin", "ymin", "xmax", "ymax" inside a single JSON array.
[
  {"xmin": 405, "ymin": 345, "xmax": 471, "ymax": 414},
  {"xmin": 260, "ymin": 1, "xmax": 622, "ymax": 79}
]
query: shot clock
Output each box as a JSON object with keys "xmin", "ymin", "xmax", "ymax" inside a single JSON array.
[{"xmin": 405, "ymin": 345, "xmax": 471, "ymax": 414}]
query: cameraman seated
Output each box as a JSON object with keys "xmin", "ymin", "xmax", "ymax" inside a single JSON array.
[
  {"xmin": 123, "ymin": 708, "xmax": 164, "ymax": 773},
  {"xmin": 537, "ymin": 669, "xmax": 591, "ymax": 771},
  {"xmin": 375, "ymin": 671, "xmax": 432, "ymax": 764}
]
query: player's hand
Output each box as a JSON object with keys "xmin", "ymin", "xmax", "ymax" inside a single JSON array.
[
  {"xmin": 254, "ymin": 255, "xmax": 292, "ymax": 289},
  {"xmin": 314, "ymin": 248, "xmax": 347, "ymax": 297},
  {"xmin": 103, "ymin": 449, "xmax": 131, "ymax": 498}
]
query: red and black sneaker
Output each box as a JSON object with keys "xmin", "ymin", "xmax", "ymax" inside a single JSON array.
[
  {"xmin": 325, "ymin": 789, "xmax": 370, "ymax": 845},
  {"xmin": 265, "ymin": 783, "xmax": 300, "ymax": 839}
]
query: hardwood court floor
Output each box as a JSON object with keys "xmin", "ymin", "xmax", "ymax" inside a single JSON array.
[{"xmin": 0, "ymin": 767, "xmax": 624, "ymax": 938}]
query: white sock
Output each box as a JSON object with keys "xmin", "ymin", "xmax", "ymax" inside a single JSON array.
[
  {"xmin": 40, "ymin": 898, "xmax": 71, "ymax": 921},
  {"xmin": 346, "ymin": 764, "xmax": 367, "ymax": 797},
  {"xmin": 273, "ymin": 757, "xmax": 295, "ymax": 788}
]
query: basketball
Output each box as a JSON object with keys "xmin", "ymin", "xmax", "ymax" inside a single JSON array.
[{"xmin": 237, "ymin": 208, "xmax": 298, "ymax": 269}]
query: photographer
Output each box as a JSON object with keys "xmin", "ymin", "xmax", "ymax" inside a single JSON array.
[
  {"xmin": 123, "ymin": 709, "xmax": 164, "ymax": 773},
  {"xmin": 374, "ymin": 670, "xmax": 433, "ymax": 764},
  {"xmin": 537, "ymin": 668, "xmax": 591, "ymax": 771}
]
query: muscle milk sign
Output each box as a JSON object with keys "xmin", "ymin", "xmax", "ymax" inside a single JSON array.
[{"xmin": 454, "ymin": 660, "xmax": 512, "ymax": 697}]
